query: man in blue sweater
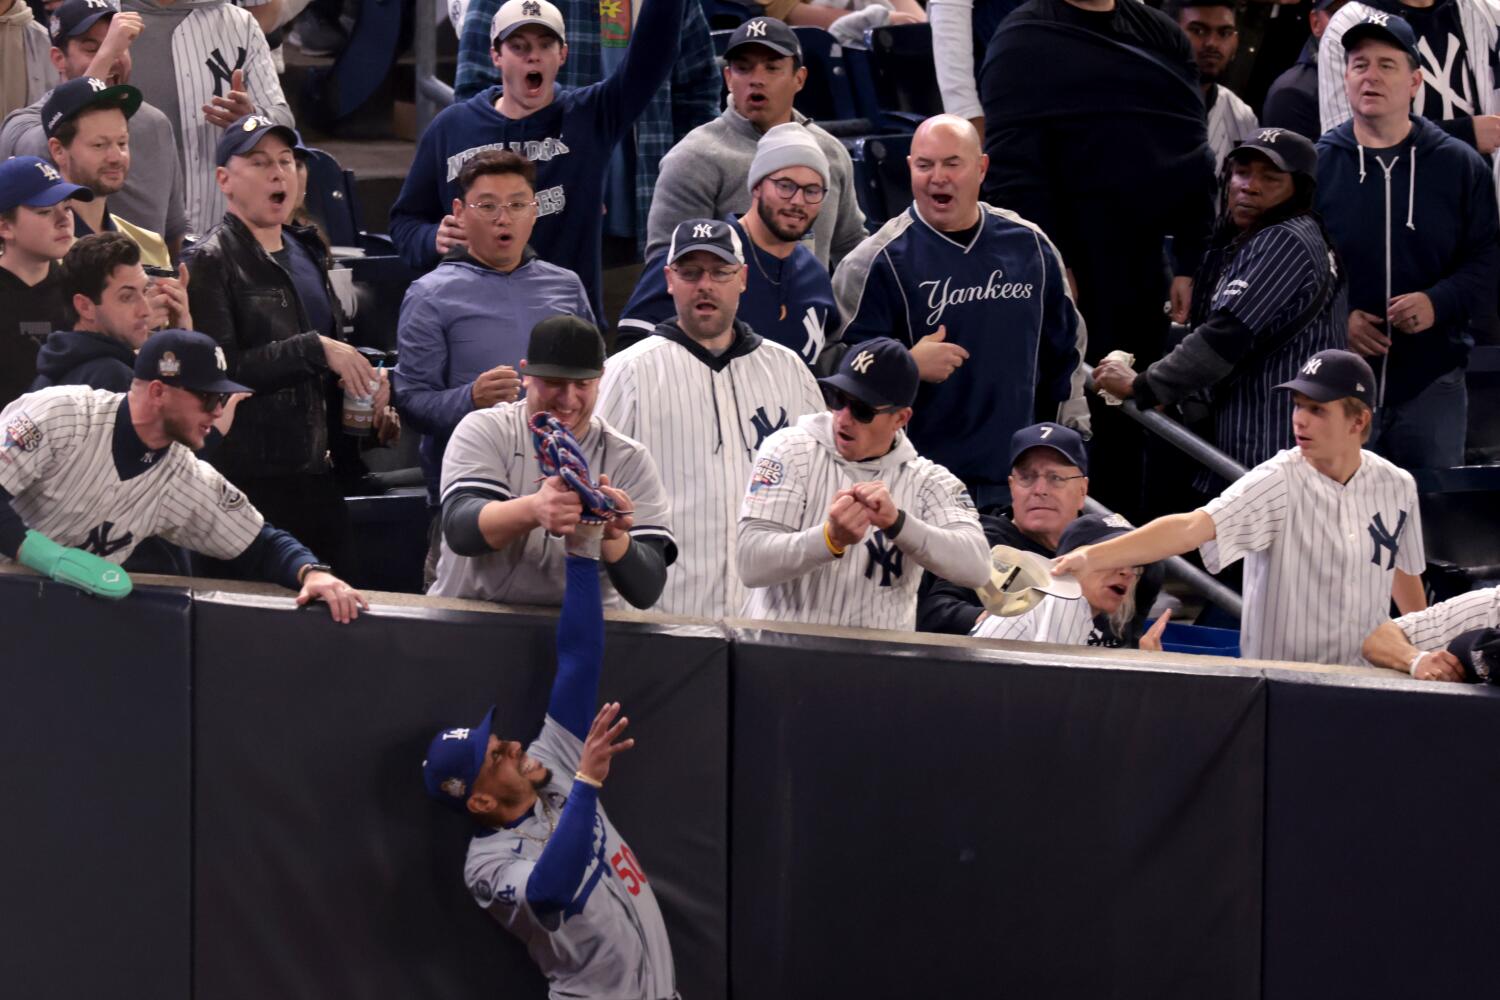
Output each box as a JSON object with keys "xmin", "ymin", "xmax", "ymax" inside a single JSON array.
[
  {"xmin": 389, "ymin": 0, "xmax": 684, "ymax": 319},
  {"xmin": 1315, "ymin": 14, "xmax": 1500, "ymax": 468}
]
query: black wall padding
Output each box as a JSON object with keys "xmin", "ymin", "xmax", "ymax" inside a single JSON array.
[
  {"xmin": 192, "ymin": 599, "xmax": 729, "ymax": 1000},
  {"xmin": 729, "ymin": 630, "xmax": 1267, "ymax": 1000},
  {"xmin": 1262, "ymin": 675, "xmax": 1500, "ymax": 998},
  {"xmin": 0, "ymin": 576, "xmax": 192, "ymax": 998}
]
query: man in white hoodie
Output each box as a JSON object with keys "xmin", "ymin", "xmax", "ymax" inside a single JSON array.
[
  {"xmin": 736, "ymin": 335, "xmax": 990, "ymax": 631},
  {"xmin": 0, "ymin": 0, "xmax": 57, "ymax": 118}
]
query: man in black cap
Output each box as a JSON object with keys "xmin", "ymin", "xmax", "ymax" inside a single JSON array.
[
  {"xmin": 736, "ymin": 335, "xmax": 989, "ymax": 631},
  {"xmin": 0, "ymin": 328, "xmax": 367, "ymax": 621},
  {"xmin": 1094, "ymin": 128, "xmax": 1348, "ymax": 482},
  {"xmin": 1364, "ymin": 586, "xmax": 1500, "ymax": 681},
  {"xmin": 1057, "ymin": 348, "xmax": 1428, "ymax": 666},
  {"xmin": 429, "ymin": 314, "xmax": 676, "ymax": 610}
]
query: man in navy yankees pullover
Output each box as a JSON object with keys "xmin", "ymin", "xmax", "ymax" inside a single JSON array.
[
  {"xmin": 831, "ymin": 115, "xmax": 1085, "ymax": 509},
  {"xmin": 389, "ymin": 0, "xmax": 684, "ymax": 320}
]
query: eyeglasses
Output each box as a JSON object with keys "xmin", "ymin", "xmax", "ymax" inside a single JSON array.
[
  {"xmin": 190, "ymin": 389, "xmax": 232, "ymax": 411},
  {"xmin": 669, "ymin": 263, "xmax": 741, "ymax": 284},
  {"xmin": 1184, "ymin": 24, "xmax": 1237, "ymax": 40},
  {"xmin": 821, "ymin": 384, "xmax": 900, "ymax": 423},
  {"xmin": 465, "ymin": 200, "xmax": 538, "ymax": 220},
  {"xmin": 762, "ymin": 175, "xmax": 827, "ymax": 204},
  {"xmin": 1011, "ymin": 471, "xmax": 1086, "ymax": 489}
]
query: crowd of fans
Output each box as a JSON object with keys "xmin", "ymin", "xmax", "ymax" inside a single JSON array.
[{"xmin": 2, "ymin": 0, "xmax": 1499, "ymax": 677}]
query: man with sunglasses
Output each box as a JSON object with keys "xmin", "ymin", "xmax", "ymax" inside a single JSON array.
[
  {"xmin": 599, "ymin": 218, "xmax": 822, "ymax": 618},
  {"xmin": 737, "ymin": 335, "xmax": 989, "ymax": 631},
  {"xmin": 0, "ymin": 328, "xmax": 367, "ymax": 622}
]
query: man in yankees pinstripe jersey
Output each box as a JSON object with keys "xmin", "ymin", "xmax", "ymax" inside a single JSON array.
[
  {"xmin": 1363, "ymin": 586, "xmax": 1500, "ymax": 680},
  {"xmin": 598, "ymin": 218, "xmax": 822, "ymax": 618},
  {"xmin": 1057, "ymin": 349, "xmax": 1427, "ymax": 665},
  {"xmin": 737, "ymin": 336, "xmax": 989, "ymax": 631}
]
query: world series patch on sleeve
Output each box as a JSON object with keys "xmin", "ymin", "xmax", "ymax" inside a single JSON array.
[{"xmin": 749, "ymin": 457, "xmax": 783, "ymax": 493}]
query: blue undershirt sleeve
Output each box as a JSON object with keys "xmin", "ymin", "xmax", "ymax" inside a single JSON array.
[
  {"xmin": 224, "ymin": 522, "xmax": 317, "ymax": 590},
  {"xmin": 524, "ymin": 780, "xmax": 600, "ymax": 916},
  {"xmin": 547, "ymin": 554, "xmax": 605, "ymax": 740}
]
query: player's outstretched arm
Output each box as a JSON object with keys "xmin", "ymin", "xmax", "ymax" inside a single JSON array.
[
  {"xmin": 1362, "ymin": 621, "xmax": 1465, "ymax": 681},
  {"xmin": 1052, "ymin": 510, "xmax": 1216, "ymax": 578},
  {"xmin": 548, "ymin": 553, "xmax": 608, "ymax": 740}
]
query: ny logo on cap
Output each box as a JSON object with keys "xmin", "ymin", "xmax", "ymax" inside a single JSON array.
[
  {"xmin": 441, "ymin": 727, "xmax": 471, "ymax": 741},
  {"xmin": 1364, "ymin": 11, "xmax": 1390, "ymax": 26},
  {"xmin": 86, "ymin": 77, "xmax": 107, "ymax": 92},
  {"xmin": 746, "ymin": 18, "xmax": 767, "ymax": 36},
  {"xmin": 214, "ymin": 346, "xmax": 228, "ymax": 371},
  {"xmin": 84, "ymin": 0, "xmax": 112, "ymax": 9},
  {"xmin": 243, "ymin": 115, "xmax": 272, "ymax": 131},
  {"xmin": 521, "ymin": 0, "xmax": 541, "ymax": 14},
  {"xmin": 1256, "ymin": 127, "xmax": 1285, "ymax": 144},
  {"xmin": 851, "ymin": 350, "xmax": 875, "ymax": 374},
  {"xmin": 1301, "ymin": 357, "xmax": 1323, "ymax": 376},
  {"xmin": 34, "ymin": 161, "xmax": 61, "ymax": 182},
  {"xmin": 692, "ymin": 223, "xmax": 714, "ymax": 239}
]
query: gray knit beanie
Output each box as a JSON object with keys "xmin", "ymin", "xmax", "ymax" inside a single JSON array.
[{"xmin": 747, "ymin": 122, "xmax": 830, "ymax": 196}]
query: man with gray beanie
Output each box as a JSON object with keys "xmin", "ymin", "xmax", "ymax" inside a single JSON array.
[
  {"xmin": 645, "ymin": 16, "xmax": 865, "ymax": 268},
  {"xmin": 617, "ymin": 121, "xmax": 838, "ymax": 364}
]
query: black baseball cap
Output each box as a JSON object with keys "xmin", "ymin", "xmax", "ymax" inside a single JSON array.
[
  {"xmin": 1341, "ymin": 10, "xmax": 1419, "ymax": 63},
  {"xmin": 0, "ymin": 156, "xmax": 93, "ymax": 212},
  {"xmin": 49, "ymin": 0, "xmax": 117, "ymax": 46},
  {"xmin": 667, "ymin": 218, "xmax": 745, "ymax": 265},
  {"xmin": 1275, "ymin": 349, "xmax": 1376, "ymax": 407},
  {"xmin": 215, "ymin": 114, "xmax": 299, "ymax": 167},
  {"xmin": 524, "ymin": 315, "xmax": 605, "ymax": 379},
  {"xmin": 819, "ymin": 337, "xmax": 918, "ymax": 410},
  {"xmin": 41, "ymin": 76, "xmax": 142, "ymax": 139},
  {"xmin": 1448, "ymin": 628, "xmax": 1500, "ymax": 684},
  {"xmin": 1057, "ymin": 512, "xmax": 1134, "ymax": 554},
  {"xmin": 134, "ymin": 329, "xmax": 252, "ymax": 393},
  {"xmin": 725, "ymin": 16, "xmax": 801, "ymax": 60},
  {"xmin": 1228, "ymin": 127, "xmax": 1318, "ymax": 180},
  {"xmin": 1009, "ymin": 422, "xmax": 1088, "ymax": 474}
]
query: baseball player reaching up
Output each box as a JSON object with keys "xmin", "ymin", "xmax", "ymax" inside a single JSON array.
[
  {"xmin": 736, "ymin": 336, "xmax": 990, "ymax": 631},
  {"xmin": 422, "ymin": 440, "xmax": 675, "ymax": 999},
  {"xmin": 0, "ymin": 329, "xmax": 367, "ymax": 622},
  {"xmin": 1363, "ymin": 587, "xmax": 1500, "ymax": 682},
  {"xmin": 1053, "ymin": 349, "xmax": 1426, "ymax": 665}
]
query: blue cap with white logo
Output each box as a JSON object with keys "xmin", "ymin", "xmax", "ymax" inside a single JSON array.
[
  {"xmin": 422, "ymin": 707, "xmax": 495, "ymax": 813},
  {"xmin": 819, "ymin": 336, "xmax": 919, "ymax": 410},
  {"xmin": 0, "ymin": 156, "xmax": 94, "ymax": 212},
  {"xmin": 1341, "ymin": 10, "xmax": 1420, "ymax": 63},
  {"xmin": 1008, "ymin": 421, "xmax": 1088, "ymax": 474},
  {"xmin": 215, "ymin": 114, "xmax": 300, "ymax": 167},
  {"xmin": 1275, "ymin": 349, "xmax": 1377, "ymax": 408}
]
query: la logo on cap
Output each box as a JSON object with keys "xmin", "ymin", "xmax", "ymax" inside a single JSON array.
[
  {"xmin": 851, "ymin": 350, "xmax": 876, "ymax": 374},
  {"xmin": 746, "ymin": 18, "xmax": 767, "ymax": 35},
  {"xmin": 34, "ymin": 161, "xmax": 61, "ymax": 182},
  {"xmin": 158, "ymin": 351, "xmax": 181, "ymax": 378},
  {"xmin": 1302, "ymin": 357, "xmax": 1323, "ymax": 375},
  {"xmin": 692, "ymin": 223, "xmax": 714, "ymax": 238}
]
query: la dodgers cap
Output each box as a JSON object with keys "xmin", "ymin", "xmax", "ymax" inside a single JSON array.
[
  {"xmin": 0, "ymin": 156, "xmax": 94, "ymax": 212},
  {"xmin": 134, "ymin": 329, "xmax": 253, "ymax": 394},
  {"xmin": 1009, "ymin": 422, "xmax": 1088, "ymax": 475},
  {"xmin": 490, "ymin": 0, "xmax": 566, "ymax": 44},
  {"xmin": 41, "ymin": 76, "xmax": 142, "ymax": 139},
  {"xmin": 667, "ymin": 218, "xmax": 745, "ymax": 266},
  {"xmin": 49, "ymin": 0, "xmax": 117, "ymax": 46},
  {"xmin": 725, "ymin": 16, "xmax": 801, "ymax": 60},
  {"xmin": 1275, "ymin": 349, "xmax": 1376, "ymax": 408},
  {"xmin": 525, "ymin": 314, "xmax": 606, "ymax": 380},
  {"xmin": 1341, "ymin": 10, "xmax": 1420, "ymax": 63},
  {"xmin": 422, "ymin": 707, "xmax": 496, "ymax": 812},
  {"xmin": 1228, "ymin": 127, "xmax": 1318, "ymax": 180},
  {"xmin": 819, "ymin": 336, "xmax": 919, "ymax": 410},
  {"xmin": 215, "ymin": 114, "xmax": 299, "ymax": 167}
]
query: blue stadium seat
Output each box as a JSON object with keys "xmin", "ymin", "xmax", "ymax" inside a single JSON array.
[
  {"xmin": 300, "ymin": 146, "xmax": 364, "ymax": 249},
  {"xmin": 842, "ymin": 45, "xmax": 921, "ymax": 134},
  {"xmin": 705, "ymin": 0, "xmax": 757, "ymax": 30},
  {"xmin": 845, "ymin": 133, "xmax": 913, "ymax": 226},
  {"xmin": 863, "ymin": 23, "xmax": 943, "ymax": 119},
  {"xmin": 791, "ymin": 26, "xmax": 860, "ymax": 123}
]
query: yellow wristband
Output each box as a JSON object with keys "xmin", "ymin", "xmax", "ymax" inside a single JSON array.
[
  {"xmin": 823, "ymin": 522, "xmax": 846, "ymax": 558},
  {"xmin": 574, "ymin": 770, "xmax": 603, "ymax": 788}
]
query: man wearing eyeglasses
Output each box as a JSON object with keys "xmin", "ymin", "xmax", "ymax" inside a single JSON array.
[
  {"xmin": 599, "ymin": 218, "xmax": 822, "ymax": 618},
  {"xmin": 737, "ymin": 335, "xmax": 989, "ymax": 631},
  {"xmin": 395, "ymin": 150, "xmax": 593, "ymax": 582},
  {"xmin": 1168, "ymin": 0, "xmax": 1258, "ymax": 181},
  {"xmin": 0, "ymin": 328, "xmax": 368, "ymax": 623}
]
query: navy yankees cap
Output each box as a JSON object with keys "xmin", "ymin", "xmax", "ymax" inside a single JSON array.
[
  {"xmin": 667, "ymin": 218, "xmax": 745, "ymax": 266},
  {"xmin": 215, "ymin": 114, "xmax": 299, "ymax": 167},
  {"xmin": 422, "ymin": 706, "xmax": 495, "ymax": 813},
  {"xmin": 134, "ymin": 329, "xmax": 252, "ymax": 394},
  {"xmin": 525, "ymin": 314, "xmax": 605, "ymax": 380},
  {"xmin": 1057, "ymin": 512, "xmax": 1134, "ymax": 554},
  {"xmin": 1229, "ymin": 127, "xmax": 1318, "ymax": 180},
  {"xmin": 41, "ymin": 76, "xmax": 142, "ymax": 139},
  {"xmin": 1448, "ymin": 628, "xmax": 1500, "ymax": 684},
  {"xmin": 49, "ymin": 0, "xmax": 117, "ymax": 46},
  {"xmin": 1009, "ymin": 422, "xmax": 1088, "ymax": 475},
  {"xmin": 1275, "ymin": 349, "xmax": 1376, "ymax": 408},
  {"xmin": 1342, "ymin": 10, "xmax": 1419, "ymax": 63},
  {"xmin": 820, "ymin": 337, "xmax": 919, "ymax": 410},
  {"xmin": 0, "ymin": 156, "xmax": 94, "ymax": 212},
  {"xmin": 725, "ymin": 16, "xmax": 801, "ymax": 60}
]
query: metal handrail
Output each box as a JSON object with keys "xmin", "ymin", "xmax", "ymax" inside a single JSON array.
[
  {"xmin": 1081, "ymin": 498, "xmax": 1242, "ymax": 618},
  {"xmin": 415, "ymin": 0, "xmax": 454, "ymax": 134},
  {"xmin": 1081, "ymin": 363, "xmax": 1249, "ymax": 484}
]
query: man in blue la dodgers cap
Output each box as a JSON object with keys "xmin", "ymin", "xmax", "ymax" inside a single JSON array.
[{"xmin": 736, "ymin": 335, "xmax": 991, "ymax": 631}]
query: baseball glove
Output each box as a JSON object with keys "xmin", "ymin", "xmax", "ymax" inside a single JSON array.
[{"xmin": 529, "ymin": 412, "xmax": 624, "ymax": 523}]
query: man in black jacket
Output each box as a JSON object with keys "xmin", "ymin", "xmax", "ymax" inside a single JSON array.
[{"xmin": 185, "ymin": 115, "xmax": 386, "ymax": 572}]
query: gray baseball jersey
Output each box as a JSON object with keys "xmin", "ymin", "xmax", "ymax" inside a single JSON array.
[
  {"xmin": 596, "ymin": 327, "xmax": 823, "ymax": 618},
  {"xmin": 0, "ymin": 387, "xmax": 263, "ymax": 562},
  {"xmin": 736, "ymin": 412, "xmax": 989, "ymax": 631},
  {"xmin": 1200, "ymin": 447, "xmax": 1424, "ymax": 665},
  {"xmin": 465, "ymin": 716, "xmax": 675, "ymax": 1000},
  {"xmin": 428, "ymin": 401, "xmax": 675, "ymax": 606},
  {"xmin": 1392, "ymin": 587, "xmax": 1500, "ymax": 650}
]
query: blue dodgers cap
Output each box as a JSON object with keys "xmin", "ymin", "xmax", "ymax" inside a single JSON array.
[
  {"xmin": 41, "ymin": 76, "xmax": 142, "ymax": 139},
  {"xmin": 1008, "ymin": 421, "xmax": 1088, "ymax": 474},
  {"xmin": 1057, "ymin": 512, "xmax": 1134, "ymax": 554},
  {"xmin": 215, "ymin": 114, "xmax": 300, "ymax": 167},
  {"xmin": 820, "ymin": 337, "xmax": 919, "ymax": 409},
  {"xmin": 1275, "ymin": 349, "xmax": 1376, "ymax": 408},
  {"xmin": 1341, "ymin": 9, "xmax": 1420, "ymax": 63},
  {"xmin": 422, "ymin": 707, "xmax": 495, "ymax": 812},
  {"xmin": 49, "ymin": 0, "xmax": 117, "ymax": 46},
  {"xmin": 0, "ymin": 156, "xmax": 94, "ymax": 212},
  {"xmin": 134, "ymin": 329, "xmax": 252, "ymax": 393}
]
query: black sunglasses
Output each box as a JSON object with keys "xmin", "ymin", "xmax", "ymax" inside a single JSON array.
[
  {"xmin": 190, "ymin": 389, "xmax": 232, "ymax": 411},
  {"xmin": 821, "ymin": 384, "xmax": 900, "ymax": 424}
]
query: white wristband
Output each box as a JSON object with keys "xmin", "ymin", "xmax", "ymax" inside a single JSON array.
[{"xmin": 1408, "ymin": 651, "xmax": 1427, "ymax": 677}]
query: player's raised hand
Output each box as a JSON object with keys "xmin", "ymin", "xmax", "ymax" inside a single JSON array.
[
  {"xmin": 1139, "ymin": 608, "xmax": 1171, "ymax": 652},
  {"xmin": 471, "ymin": 364, "xmax": 521, "ymax": 408},
  {"xmin": 532, "ymin": 475, "xmax": 584, "ymax": 534},
  {"xmin": 911, "ymin": 325, "xmax": 968, "ymax": 383},
  {"xmin": 203, "ymin": 68, "xmax": 256, "ymax": 128},
  {"xmin": 826, "ymin": 491, "xmax": 872, "ymax": 548},
  {"xmin": 1411, "ymin": 649, "xmax": 1466, "ymax": 682},
  {"xmin": 296, "ymin": 568, "xmax": 369, "ymax": 624},
  {"xmin": 1051, "ymin": 545, "xmax": 1091, "ymax": 579},
  {"xmin": 578, "ymin": 701, "xmax": 634, "ymax": 786},
  {"xmin": 849, "ymin": 481, "xmax": 899, "ymax": 530}
]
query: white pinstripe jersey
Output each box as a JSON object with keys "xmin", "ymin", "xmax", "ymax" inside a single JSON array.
[
  {"xmin": 1207, "ymin": 84, "xmax": 1259, "ymax": 179},
  {"xmin": 737, "ymin": 412, "xmax": 985, "ymax": 631},
  {"xmin": 1393, "ymin": 587, "xmax": 1500, "ymax": 650},
  {"xmin": 596, "ymin": 326, "xmax": 823, "ymax": 618},
  {"xmin": 971, "ymin": 592, "xmax": 1096, "ymax": 645},
  {"xmin": 0, "ymin": 387, "xmax": 263, "ymax": 563},
  {"xmin": 1200, "ymin": 447, "xmax": 1424, "ymax": 665},
  {"xmin": 428, "ymin": 401, "xmax": 675, "ymax": 608}
]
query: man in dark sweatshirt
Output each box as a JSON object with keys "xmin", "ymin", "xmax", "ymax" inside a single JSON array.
[
  {"xmin": 1316, "ymin": 14, "xmax": 1500, "ymax": 468},
  {"xmin": 1263, "ymin": 0, "xmax": 1348, "ymax": 140},
  {"xmin": 388, "ymin": 0, "xmax": 684, "ymax": 320}
]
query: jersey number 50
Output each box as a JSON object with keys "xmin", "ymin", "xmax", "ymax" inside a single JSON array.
[{"xmin": 612, "ymin": 845, "xmax": 648, "ymax": 895}]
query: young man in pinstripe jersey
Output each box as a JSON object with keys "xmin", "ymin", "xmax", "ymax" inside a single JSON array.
[
  {"xmin": 1364, "ymin": 585, "xmax": 1500, "ymax": 680},
  {"xmin": 1057, "ymin": 349, "xmax": 1427, "ymax": 666}
]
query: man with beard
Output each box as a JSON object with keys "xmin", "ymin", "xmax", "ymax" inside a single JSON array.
[
  {"xmin": 0, "ymin": 0, "xmax": 186, "ymax": 255},
  {"xmin": 0, "ymin": 328, "xmax": 367, "ymax": 621},
  {"xmin": 1168, "ymin": 0, "xmax": 1258, "ymax": 177},
  {"xmin": 616, "ymin": 122, "xmax": 838, "ymax": 365}
]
